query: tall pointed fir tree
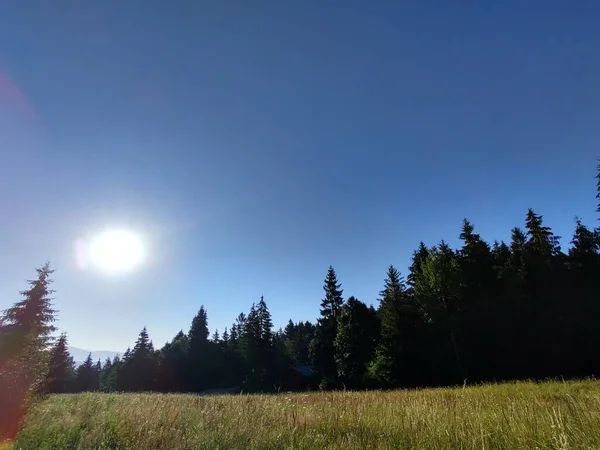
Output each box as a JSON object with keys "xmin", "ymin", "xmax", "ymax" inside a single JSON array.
[
  {"xmin": 241, "ymin": 303, "xmax": 262, "ymax": 389},
  {"xmin": 76, "ymin": 354, "xmax": 99, "ymax": 392},
  {"xmin": 99, "ymin": 357, "xmax": 117, "ymax": 392},
  {"xmin": 334, "ymin": 296, "xmax": 379, "ymax": 389},
  {"xmin": 243, "ymin": 297, "xmax": 276, "ymax": 390},
  {"xmin": 407, "ymin": 242, "xmax": 429, "ymax": 291},
  {"xmin": 456, "ymin": 219, "xmax": 497, "ymax": 380},
  {"xmin": 44, "ymin": 334, "xmax": 75, "ymax": 394},
  {"xmin": 310, "ymin": 266, "xmax": 344, "ymax": 386},
  {"xmin": 413, "ymin": 242, "xmax": 464, "ymax": 384},
  {"xmin": 159, "ymin": 330, "xmax": 189, "ymax": 392},
  {"xmin": 597, "ymin": 159, "xmax": 600, "ymax": 217},
  {"xmin": 0, "ymin": 263, "xmax": 57, "ymax": 439},
  {"xmin": 525, "ymin": 209, "xmax": 561, "ymax": 260},
  {"xmin": 188, "ymin": 306, "xmax": 210, "ymax": 391},
  {"xmin": 128, "ymin": 327, "xmax": 158, "ymax": 392},
  {"xmin": 372, "ymin": 266, "xmax": 421, "ymax": 387}
]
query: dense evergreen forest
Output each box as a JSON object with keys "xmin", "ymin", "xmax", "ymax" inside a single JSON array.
[{"xmin": 2, "ymin": 162, "xmax": 600, "ymax": 403}]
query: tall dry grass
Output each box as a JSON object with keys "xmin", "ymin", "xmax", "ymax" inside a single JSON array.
[{"xmin": 13, "ymin": 380, "xmax": 600, "ymax": 449}]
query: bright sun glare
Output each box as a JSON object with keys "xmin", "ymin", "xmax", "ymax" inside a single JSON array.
[{"xmin": 88, "ymin": 230, "xmax": 144, "ymax": 273}]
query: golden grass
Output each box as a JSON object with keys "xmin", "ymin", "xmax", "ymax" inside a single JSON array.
[{"xmin": 13, "ymin": 380, "xmax": 600, "ymax": 449}]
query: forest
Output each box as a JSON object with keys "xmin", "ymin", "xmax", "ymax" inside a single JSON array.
[{"xmin": 1, "ymin": 162, "xmax": 599, "ymax": 411}]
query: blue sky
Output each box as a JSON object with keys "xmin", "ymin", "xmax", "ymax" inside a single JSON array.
[{"xmin": 1, "ymin": 1, "xmax": 599, "ymax": 352}]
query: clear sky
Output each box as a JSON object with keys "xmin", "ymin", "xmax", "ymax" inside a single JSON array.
[{"xmin": 1, "ymin": 1, "xmax": 599, "ymax": 352}]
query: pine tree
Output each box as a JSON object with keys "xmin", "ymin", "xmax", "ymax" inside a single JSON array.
[
  {"xmin": 76, "ymin": 354, "xmax": 98, "ymax": 392},
  {"xmin": 239, "ymin": 299, "xmax": 276, "ymax": 391},
  {"xmin": 188, "ymin": 306, "xmax": 210, "ymax": 392},
  {"xmin": 457, "ymin": 219, "xmax": 496, "ymax": 380},
  {"xmin": 310, "ymin": 266, "xmax": 344, "ymax": 385},
  {"xmin": 320, "ymin": 266, "xmax": 344, "ymax": 323},
  {"xmin": 372, "ymin": 266, "xmax": 421, "ymax": 387},
  {"xmin": 241, "ymin": 304, "xmax": 260, "ymax": 365},
  {"xmin": 159, "ymin": 331, "xmax": 189, "ymax": 392},
  {"xmin": 116, "ymin": 348, "xmax": 132, "ymax": 391},
  {"xmin": 103, "ymin": 355, "xmax": 121, "ymax": 392},
  {"xmin": 221, "ymin": 328, "xmax": 230, "ymax": 346},
  {"xmin": 128, "ymin": 327, "xmax": 158, "ymax": 392},
  {"xmin": 570, "ymin": 219, "xmax": 598, "ymax": 260},
  {"xmin": 596, "ymin": 159, "xmax": 600, "ymax": 217},
  {"xmin": 43, "ymin": 334, "xmax": 75, "ymax": 394},
  {"xmin": 189, "ymin": 306, "xmax": 209, "ymax": 345},
  {"xmin": 334, "ymin": 296, "xmax": 378, "ymax": 388},
  {"xmin": 257, "ymin": 296, "xmax": 274, "ymax": 347},
  {"xmin": 414, "ymin": 242, "xmax": 463, "ymax": 384},
  {"xmin": 99, "ymin": 357, "xmax": 116, "ymax": 392},
  {"xmin": 0, "ymin": 263, "xmax": 58, "ymax": 439},
  {"xmin": 407, "ymin": 242, "xmax": 429, "ymax": 290},
  {"xmin": 525, "ymin": 209, "xmax": 558, "ymax": 259}
]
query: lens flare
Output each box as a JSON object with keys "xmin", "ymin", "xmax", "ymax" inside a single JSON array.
[{"xmin": 87, "ymin": 230, "xmax": 144, "ymax": 273}]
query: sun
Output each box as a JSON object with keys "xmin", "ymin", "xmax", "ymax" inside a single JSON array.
[{"xmin": 88, "ymin": 230, "xmax": 144, "ymax": 273}]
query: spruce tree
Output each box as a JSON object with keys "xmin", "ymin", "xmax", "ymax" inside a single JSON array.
[
  {"xmin": 373, "ymin": 266, "xmax": 420, "ymax": 387},
  {"xmin": 0, "ymin": 263, "xmax": 58, "ymax": 438},
  {"xmin": 100, "ymin": 357, "xmax": 116, "ymax": 392},
  {"xmin": 320, "ymin": 266, "xmax": 344, "ymax": 323},
  {"xmin": 188, "ymin": 306, "xmax": 210, "ymax": 392},
  {"xmin": 189, "ymin": 306, "xmax": 209, "ymax": 344},
  {"xmin": 102, "ymin": 355, "xmax": 120, "ymax": 392},
  {"xmin": 334, "ymin": 296, "xmax": 378, "ymax": 388},
  {"xmin": 407, "ymin": 242, "xmax": 429, "ymax": 290},
  {"xmin": 221, "ymin": 328, "xmax": 230, "ymax": 346},
  {"xmin": 414, "ymin": 242, "xmax": 463, "ymax": 384},
  {"xmin": 128, "ymin": 327, "xmax": 158, "ymax": 392},
  {"xmin": 310, "ymin": 266, "xmax": 344, "ymax": 385},
  {"xmin": 159, "ymin": 331, "xmax": 189, "ymax": 392},
  {"xmin": 525, "ymin": 209, "xmax": 557, "ymax": 259},
  {"xmin": 570, "ymin": 219, "xmax": 598, "ymax": 260},
  {"xmin": 257, "ymin": 296, "xmax": 274, "ymax": 347},
  {"xmin": 241, "ymin": 304, "xmax": 261, "ymax": 368},
  {"xmin": 76, "ymin": 354, "xmax": 97, "ymax": 392},
  {"xmin": 597, "ymin": 159, "xmax": 600, "ymax": 216},
  {"xmin": 457, "ymin": 219, "xmax": 496, "ymax": 380},
  {"xmin": 117, "ymin": 348, "xmax": 132, "ymax": 391},
  {"xmin": 44, "ymin": 334, "xmax": 75, "ymax": 394}
]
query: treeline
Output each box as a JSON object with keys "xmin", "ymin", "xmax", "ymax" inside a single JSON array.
[{"xmin": 1, "ymin": 162, "xmax": 600, "ymax": 414}]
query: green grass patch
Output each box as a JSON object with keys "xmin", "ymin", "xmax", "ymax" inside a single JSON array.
[{"xmin": 14, "ymin": 380, "xmax": 600, "ymax": 449}]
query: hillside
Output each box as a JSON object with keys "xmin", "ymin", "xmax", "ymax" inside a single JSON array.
[{"xmin": 14, "ymin": 380, "xmax": 600, "ymax": 449}]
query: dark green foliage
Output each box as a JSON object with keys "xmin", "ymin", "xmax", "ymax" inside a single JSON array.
[
  {"xmin": 0, "ymin": 263, "xmax": 58, "ymax": 439},
  {"xmin": 334, "ymin": 297, "xmax": 378, "ymax": 388},
  {"xmin": 5, "ymin": 161, "xmax": 600, "ymax": 400},
  {"xmin": 43, "ymin": 334, "xmax": 75, "ymax": 394},
  {"xmin": 372, "ymin": 266, "xmax": 422, "ymax": 386},
  {"xmin": 187, "ymin": 306, "xmax": 211, "ymax": 391},
  {"xmin": 158, "ymin": 331, "xmax": 189, "ymax": 392},
  {"xmin": 310, "ymin": 266, "xmax": 344, "ymax": 382},
  {"xmin": 99, "ymin": 357, "xmax": 116, "ymax": 392},
  {"xmin": 283, "ymin": 320, "xmax": 315, "ymax": 365},
  {"xmin": 189, "ymin": 306, "xmax": 209, "ymax": 346},
  {"xmin": 123, "ymin": 327, "xmax": 158, "ymax": 392},
  {"xmin": 240, "ymin": 297, "xmax": 276, "ymax": 391},
  {"xmin": 75, "ymin": 354, "xmax": 99, "ymax": 392},
  {"xmin": 596, "ymin": 159, "xmax": 600, "ymax": 216}
]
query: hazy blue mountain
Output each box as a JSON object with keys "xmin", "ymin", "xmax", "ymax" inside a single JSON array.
[{"xmin": 68, "ymin": 346, "xmax": 120, "ymax": 365}]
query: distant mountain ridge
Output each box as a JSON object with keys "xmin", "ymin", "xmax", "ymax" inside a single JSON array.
[{"xmin": 68, "ymin": 346, "xmax": 120, "ymax": 365}]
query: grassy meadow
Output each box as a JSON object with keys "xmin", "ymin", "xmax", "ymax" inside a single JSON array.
[{"xmin": 12, "ymin": 380, "xmax": 600, "ymax": 449}]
